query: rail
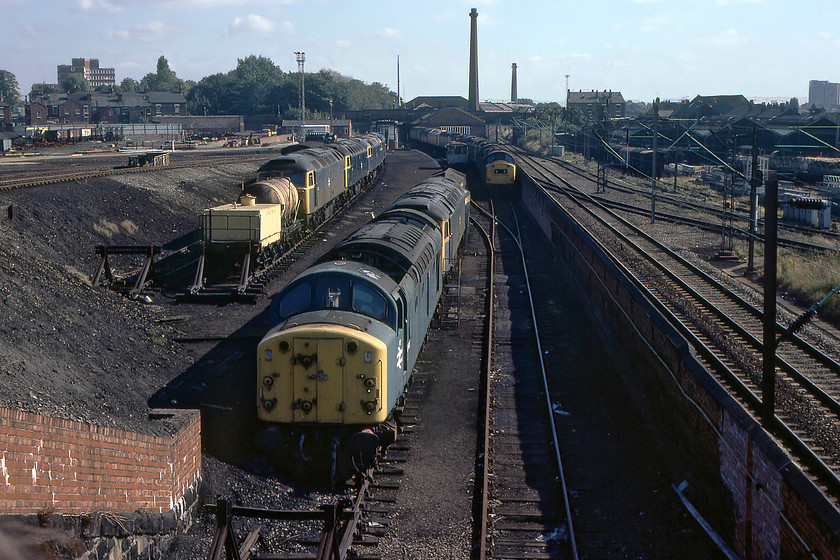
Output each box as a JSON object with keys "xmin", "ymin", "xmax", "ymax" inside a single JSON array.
[
  {"xmin": 205, "ymin": 470, "xmax": 371, "ymax": 560},
  {"xmin": 520, "ymin": 151, "xmax": 840, "ymax": 504},
  {"xmin": 471, "ymin": 200, "xmax": 579, "ymax": 559}
]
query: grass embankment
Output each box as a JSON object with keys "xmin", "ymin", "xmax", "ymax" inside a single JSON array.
[{"xmin": 778, "ymin": 252, "xmax": 840, "ymax": 323}]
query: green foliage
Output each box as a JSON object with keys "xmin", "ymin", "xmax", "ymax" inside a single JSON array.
[
  {"xmin": 140, "ymin": 56, "xmax": 184, "ymax": 93},
  {"xmin": 120, "ymin": 78, "xmax": 139, "ymax": 93},
  {"xmin": 625, "ymin": 100, "xmax": 652, "ymax": 117},
  {"xmin": 777, "ymin": 252, "xmax": 840, "ymax": 323},
  {"xmin": 61, "ymin": 74, "xmax": 89, "ymax": 93},
  {"xmin": 186, "ymin": 55, "xmax": 398, "ymax": 116},
  {"xmin": 0, "ymin": 69, "xmax": 21, "ymax": 105}
]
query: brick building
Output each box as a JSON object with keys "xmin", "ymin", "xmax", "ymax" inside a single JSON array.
[
  {"xmin": 567, "ymin": 90, "xmax": 626, "ymax": 118},
  {"xmin": 412, "ymin": 106, "xmax": 487, "ymax": 137},
  {"xmin": 27, "ymin": 91, "xmax": 188, "ymax": 125},
  {"xmin": 57, "ymin": 58, "xmax": 116, "ymax": 88}
]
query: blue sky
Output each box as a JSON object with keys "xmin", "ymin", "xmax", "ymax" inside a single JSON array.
[{"xmin": 2, "ymin": 0, "xmax": 835, "ymax": 104}]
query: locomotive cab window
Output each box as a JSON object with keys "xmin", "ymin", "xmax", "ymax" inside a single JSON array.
[
  {"xmin": 352, "ymin": 283, "xmax": 387, "ymax": 321},
  {"xmin": 315, "ymin": 276, "xmax": 350, "ymax": 310},
  {"xmin": 268, "ymin": 170, "xmax": 305, "ymax": 188},
  {"xmin": 278, "ymin": 282, "xmax": 311, "ymax": 318}
]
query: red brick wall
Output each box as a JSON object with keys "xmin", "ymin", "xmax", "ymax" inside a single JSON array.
[{"xmin": 0, "ymin": 407, "xmax": 200, "ymax": 514}]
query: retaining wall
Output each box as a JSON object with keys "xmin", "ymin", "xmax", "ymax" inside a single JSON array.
[
  {"xmin": 0, "ymin": 407, "xmax": 201, "ymax": 515},
  {"xmin": 521, "ymin": 173, "xmax": 840, "ymax": 558}
]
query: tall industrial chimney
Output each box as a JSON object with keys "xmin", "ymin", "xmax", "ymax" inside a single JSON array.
[
  {"xmin": 511, "ymin": 63, "xmax": 517, "ymax": 104},
  {"xmin": 468, "ymin": 8, "xmax": 479, "ymax": 112}
]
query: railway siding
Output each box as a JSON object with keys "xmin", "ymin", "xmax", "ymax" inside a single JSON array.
[{"xmin": 520, "ymin": 166, "xmax": 840, "ymax": 558}]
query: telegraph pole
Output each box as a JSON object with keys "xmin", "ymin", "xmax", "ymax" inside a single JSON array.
[
  {"xmin": 762, "ymin": 176, "xmax": 778, "ymax": 424},
  {"xmin": 651, "ymin": 98, "xmax": 659, "ymax": 224},
  {"xmin": 747, "ymin": 127, "xmax": 760, "ymax": 276}
]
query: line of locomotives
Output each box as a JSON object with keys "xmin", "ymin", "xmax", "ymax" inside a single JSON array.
[
  {"xmin": 192, "ymin": 132, "xmax": 386, "ymax": 294},
  {"xmin": 408, "ymin": 126, "xmax": 519, "ymax": 196},
  {"xmin": 254, "ymin": 168, "xmax": 470, "ymax": 481}
]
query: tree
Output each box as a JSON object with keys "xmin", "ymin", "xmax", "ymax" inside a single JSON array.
[
  {"xmin": 61, "ymin": 74, "xmax": 89, "ymax": 93},
  {"xmin": 120, "ymin": 78, "xmax": 139, "ymax": 93},
  {"xmin": 187, "ymin": 73, "xmax": 238, "ymax": 115},
  {"xmin": 185, "ymin": 54, "xmax": 398, "ymax": 116},
  {"xmin": 226, "ymin": 55, "xmax": 285, "ymax": 114},
  {"xmin": 0, "ymin": 70, "xmax": 21, "ymax": 105},
  {"xmin": 140, "ymin": 56, "xmax": 184, "ymax": 92}
]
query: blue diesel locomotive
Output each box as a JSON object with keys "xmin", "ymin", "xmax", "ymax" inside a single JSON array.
[
  {"xmin": 409, "ymin": 126, "xmax": 518, "ymax": 194},
  {"xmin": 194, "ymin": 133, "xmax": 386, "ymax": 293},
  {"xmin": 255, "ymin": 169, "xmax": 469, "ymax": 479}
]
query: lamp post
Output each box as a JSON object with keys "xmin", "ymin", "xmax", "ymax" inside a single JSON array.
[{"xmin": 294, "ymin": 51, "xmax": 305, "ymax": 143}]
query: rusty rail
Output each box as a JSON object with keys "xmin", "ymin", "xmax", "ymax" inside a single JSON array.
[
  {"xmin": 205, "ymin": 470, "xmax": 371, "ymax": 560},
  {"xmin": 470, "ymin": 201, "xmax": 495, "ymax": 560}
]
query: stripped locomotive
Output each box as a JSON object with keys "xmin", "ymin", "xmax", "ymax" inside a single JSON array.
[
  {"xmin": 255, "ymin": 169, "xmax": 470, "ymax": 480},
  {"xmin": 192, "ymin": 133, "xmax": 386, "ymax": 294}
]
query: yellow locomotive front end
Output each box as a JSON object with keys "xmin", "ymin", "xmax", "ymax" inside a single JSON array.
[
  {"xmin": 485, "ymin": 160, "xmax": 517, "ymax": 185},
  {"xmin": 257, "ymin": 324, "xmax": 388, "ymax": 425}
]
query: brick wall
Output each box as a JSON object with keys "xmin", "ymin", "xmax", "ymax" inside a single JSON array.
[{"xmin": 0, "ymin": 407, "xmax": 200, "ymax": 515}]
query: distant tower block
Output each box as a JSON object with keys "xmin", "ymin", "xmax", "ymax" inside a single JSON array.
[
  {"xmin": 468, "ymin": 8, "xmax": 479, "ymax": 112},
  {"xmin": 511, "ymin": 63, "xmax": 518, "ymax": 104}
]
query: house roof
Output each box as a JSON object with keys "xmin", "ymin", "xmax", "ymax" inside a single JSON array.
[
  {"xmin": 29, "ymin": 91, "xmax": 185, "ymax": 109},
  {"xmin": 147, "ymin": 92, "xmax": 187, "ymax": 104},
  {"xmin": 568, "ymin": 90, "xmax": 625, "ymax": 104},
  {"xmin": 406, "ymin": 96, "xmax": 468, "ymax": 110},
  {"xmin": 412, "ymin": 106, "xmax": 485, "ymax": 127},
  {"xmin": 479, "ymin": 101, "xmax": 534, "ymax": 113}
]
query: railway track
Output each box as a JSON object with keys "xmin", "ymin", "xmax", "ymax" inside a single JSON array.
[
  {"xmin": 521, "ymin": 152, "xmax": 840, "ymax": 503},
  {"xmin": 472, "ymin": 202, "xmax": 578, "ymax": 560},
  {"xmin": 514, "ymin": 148, "xmax": 840, "ymax": 253},
  {"xmin": 0, "ymin": 152, "xmax": 270, "ymax": 191},
  {"xmin": 204, "ymin": 469, "xmax": 378, "ymax": 560}
]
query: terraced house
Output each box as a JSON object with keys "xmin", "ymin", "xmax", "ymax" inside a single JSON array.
[{"xmin": 26, "ymin": 90, "xmax": 187, "ymax": 126}]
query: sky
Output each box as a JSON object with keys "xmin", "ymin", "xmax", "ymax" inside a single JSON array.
[{"xmin": 1, "ymin": 0, "xmax": 837, "ymax": 105}]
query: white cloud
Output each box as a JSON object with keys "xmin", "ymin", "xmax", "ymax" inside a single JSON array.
[
  {"xmin": 227, "ymin": 14, "xmax": 276, "ymax": 34},
  {"xmin": 377, "ymin": 27, "xmax": 402, "ymax": 38},
  {"xmin": 105, "ymin": 30, "xmax": 131, "ymax": 40},
  {"xmin": 640, "ymin": 16, "xmax": 669, "ymax": 33},
  {"xmin": 105, "ymin": 20, "xmax": 172, "ymax": 42},
  {"xmin": 715, "ymin": 0, "xmax": 766, "ymax": 5},
  {"xmin": 155, "ymin": 0, "xmax": 293, "ymax": 7},
  {"xmin": 699, "ymin": 28, "xmax": 748, "ymax": 47},
  {"xmin": 77, "ymin": 0, "xmax": 123, "ymax": 13}
]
